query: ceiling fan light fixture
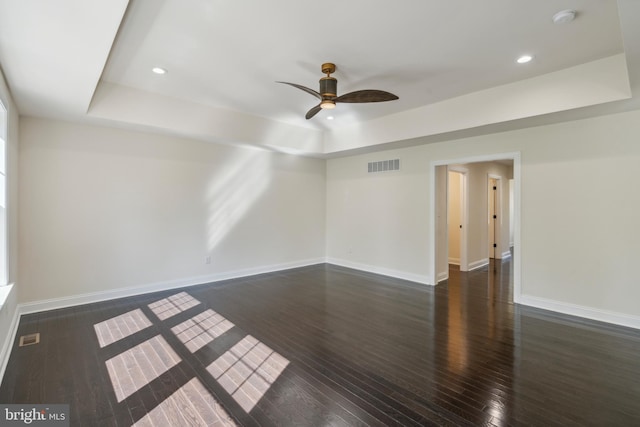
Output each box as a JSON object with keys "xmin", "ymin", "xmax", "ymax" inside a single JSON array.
[{"xmin": 320, "ymin": 100, "xmax": 336, "ymax": 109}]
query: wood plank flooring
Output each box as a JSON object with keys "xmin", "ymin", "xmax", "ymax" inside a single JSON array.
[{"xmin": 1, "ymin": 259, "xmax": 640, "ymax": 426}]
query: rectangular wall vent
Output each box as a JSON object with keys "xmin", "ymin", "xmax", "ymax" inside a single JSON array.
[
  {"xmin": 368, "ymin": 159, "xmax": 400, "ymax": 173},
  {"xmin": 19, "ymin": 333, "xmax": 40, "ymax": 347}
]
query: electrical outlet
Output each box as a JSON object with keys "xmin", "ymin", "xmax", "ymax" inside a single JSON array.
[{"xmin": 205, "ymin": 256, "xmax": 212, "ymax": 264}]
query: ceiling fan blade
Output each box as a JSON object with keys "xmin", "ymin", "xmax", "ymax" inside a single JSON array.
[
  {"xmin": 277, "ymin": 81, "xmax": 322, "ymax": 100},
  {"xmin": 305, "ymin": 104, "xmax": 322, "ymax": 120},
  {"xmin": 334, "ymin": 90, "xmax": 399, "ymax": 103}
]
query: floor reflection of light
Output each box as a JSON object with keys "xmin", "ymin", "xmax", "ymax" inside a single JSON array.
[
  {"xmin": 94, "ymin": 309, "xmax": 152, "ymax": 348},
  {"xmin": 206, "ymin": 151, "xmax": 271, "ymax": 251},
  {"xmin": 132, "ymin": 377, "xmax": 237, "ymax": 427},
  {"xmin": 148, "ymin": 292, "xmax": 201, "ymax": 320},
  {"xmin": 486, "ymin": 391, "xmax": 507, "ymax": 426},
  {"xmin": 106, "ymin": 335, "xmax": 181, "ymax": 402},
  {"xmin": 447, "ymin": 283, "xmax": 468, "ymax": 374},
  {"xmin": 172, "ymin": 309, "xmax": 235, "ymax": 353},
  {"xmin": 207, "ymin": 335, "xmax": 289, "ymax": 413}
]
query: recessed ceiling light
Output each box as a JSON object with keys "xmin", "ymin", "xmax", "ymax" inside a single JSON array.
[
  {"xmin": 327, "ymin": 116, "xmax": 334, "ymax": 120},
  {"xmin": 152, "ymin": 67, "xmax": 167, "ymax": 75},
  {"xmin": 553, "ymin": 10, "xmax": 576, "ymax": 25},
  {"xmin": 516, "ymin": 55, "xmax": 533, "ymax": 64}
]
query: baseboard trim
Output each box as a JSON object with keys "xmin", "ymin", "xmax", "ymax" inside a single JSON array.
[
  {"xmin": 326, "ymin": 258, "xmax": 431, "ymax": 286},
  {"xmin": 437, "ymin": 271, "xmax": 449, "ymax": 284},
  {"xmin": 19, "ymin": 258, "xmax": 325, "ymax": 315},
  {"xmin": 448, "ymin": 257, "xmax": 460, "ymax": 265},
  {"xmin": 500, "ymin": 251, "xmax": 512, "ymax": 259},
  {"xmin": 468, "ymin": 258, "xmax": 489, "ymax": 271},
  {"xmin": 0, "ymin": 304, "xmax": 20, "ymax": 384},
  {"xmin": 520, "ymin": 295, "xmax": 640, "ymax": 330}
]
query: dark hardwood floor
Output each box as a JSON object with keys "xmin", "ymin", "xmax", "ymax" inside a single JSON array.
[{"xmin": 2, "ymin": 259, "xmax": 640, "ymax": 426}]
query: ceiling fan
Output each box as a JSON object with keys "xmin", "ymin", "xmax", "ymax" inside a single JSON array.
[{"xmin": 277, "ymin": 63, "xmax": 399, "ymax": 119}]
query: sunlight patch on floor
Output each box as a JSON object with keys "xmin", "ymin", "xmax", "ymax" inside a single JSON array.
[
  {"xmin": 171, "ymin": 309, "xmax": 235, "ymax": 353},
  {"xmin": 106, "ymin": 335, "xmax": 181, "ymax": 402},
  {"xmin": 133, "ymin": 377, "xmax": 237, "ymax": 427},
  {"xmin": 207, "ymin": 335, "xmax": 289, "ymax": 412},
  {"xmin": 148, "ymin": 292, "xmax": 201, "ymax": 320},
  {"xmin": 94, "ymin": 308, "xmax": 152, "ymax": 348}
]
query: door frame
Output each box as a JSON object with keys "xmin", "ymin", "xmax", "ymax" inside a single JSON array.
[{"xmin": 429, "ymin": 152, "xmax": 521, "ymax": 303}]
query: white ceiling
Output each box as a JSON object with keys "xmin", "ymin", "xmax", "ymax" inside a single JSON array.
[{"xmin": 1, "ymin": 0, "xmax": 639, "ymax": 156}]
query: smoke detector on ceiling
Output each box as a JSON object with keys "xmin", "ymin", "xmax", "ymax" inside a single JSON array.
[{"xmin": 552, "ymin": 10, "xmax": 576, "ymax": 24}]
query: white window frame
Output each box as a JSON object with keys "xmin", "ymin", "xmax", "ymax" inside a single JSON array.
[{"xmin": 0, "ymin": 99, "xmax": 7, "ymax": 286}]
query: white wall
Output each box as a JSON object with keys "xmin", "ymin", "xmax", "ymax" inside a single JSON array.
[
  {"xmin": 327, "ymin": 109, "xmax": 640, "ymax": 327},
  {"xmin": 326, "ymin": 153, "xmax": 431, "ymax": 284},
  {"xmin": 435, "ymin": 166, "xmax": 448, "ymax": 282},
  {"xmin": 12, "ymin": 101, "xmax": 640, "ymax": 330},
  {"xmin": 18, "ymin": 118, "xmax": 326, "ymax": 305}
]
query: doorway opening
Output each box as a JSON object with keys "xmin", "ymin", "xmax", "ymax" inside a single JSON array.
[
  {"xmin": 447, "ymin": 167, "xmax": 468, "ymax": 273},
  {"xmin": 430, "ymin": 153, "xmax": 521, "ymax": 303}
]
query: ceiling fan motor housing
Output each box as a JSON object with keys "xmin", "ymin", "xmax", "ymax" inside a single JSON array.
[{"xmin": 320, "ymin": 76, "xmax": 337, "ymax": 98}]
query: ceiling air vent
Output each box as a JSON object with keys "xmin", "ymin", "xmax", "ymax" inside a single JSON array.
[{"xmin": 368, "ymin": 159, "xmax": 400, "ymax": 173}]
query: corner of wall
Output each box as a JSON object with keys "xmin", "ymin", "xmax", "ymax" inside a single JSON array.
[{"xmin": 327, "ymin": 257, "xmax": 432, "ymax": 286}]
